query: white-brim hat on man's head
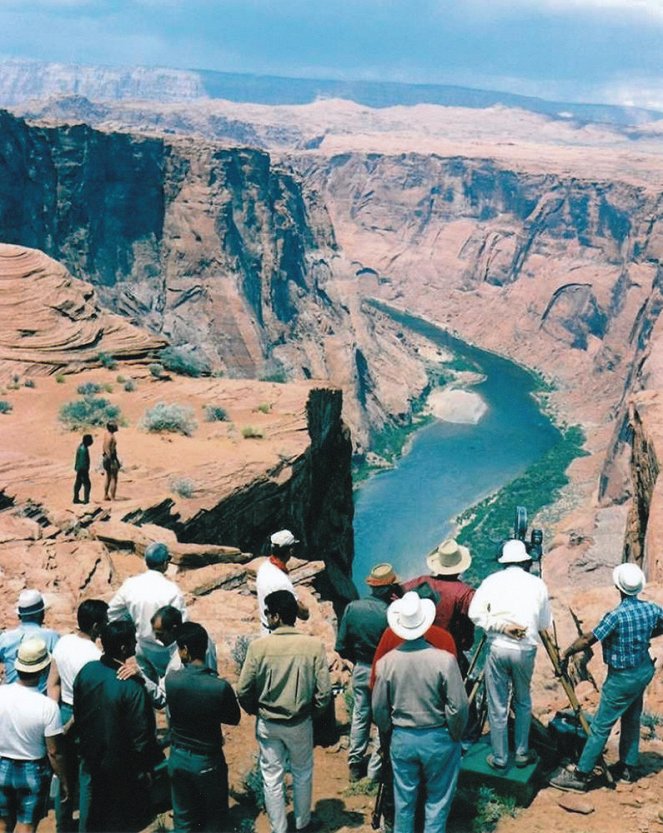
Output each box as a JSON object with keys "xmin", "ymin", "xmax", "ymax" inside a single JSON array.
[
  {"xmin": 613, "ymin": 563, "xmax": 645, "ymax": 596},
  {"xmin": 498, "ymin": 539, "xmax": 531, "ymax": 565},
  {"xmin": 16, "ymin": 589, "xmax": 45, "ymax": 617},
  {"xmin": 427, "ymin": 538, "xmax": 472, "ymax": 576},
  {"xmin": 387, "ymin": 591, "xmax": 436, "ymax": 641},
  {"xmin": 270, "ymin": 529, "xmax": 299, "ymax": 548},
  {"xmin": 14, "ymin": 637, "xmax": 51, "ymax": 674}
]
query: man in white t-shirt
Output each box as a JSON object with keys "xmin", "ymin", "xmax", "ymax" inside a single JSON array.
[
  {"xmin": 47, "ymin": 599, "xmax": 108, "ymax": 833},
  {"xmin": 0, "ymin": 638, "xmax": 67, "ymax": 833},
  {"xmin": 107, "ymin": 542, "xmax": 188, "ymax": 678},
  {"xmin": 469, "ymin": 539, "xmax": 552, "ymax": 770},
  {"xmin": 256, "ymin": 530, "xmax": 310, "ymax": 634}
]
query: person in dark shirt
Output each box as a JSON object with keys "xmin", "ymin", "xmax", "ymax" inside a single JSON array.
[
  {"xmin": 73, "ymin": 434, "xmax": 93, "ymax": 505},
  {"xmin": 403, "ymin": 538, "xmax": 475, "ymax": 675},
  {"xmin": 73, "ymin": 620, "xmax": 162, "ymax": 833},
  {"xmin": 335, "ymin": 563, "xmax": 402, "ymax": 782},
  {"xmin": 165, "ymin": 622, "xmax": 240, "ymax": 832}
]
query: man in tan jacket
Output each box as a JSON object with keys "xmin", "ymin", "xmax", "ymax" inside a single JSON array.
[{"xmin": 237, "ymin": 590, "xmax": 331, "ymax": 833}]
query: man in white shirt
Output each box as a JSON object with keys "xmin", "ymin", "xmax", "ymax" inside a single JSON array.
[
  {"xmin": 256, "ymin": 530, "xmax": 309, "ymax": 634},
  {"xmin": 469, "ymin": 539, "xmax": 552, "ymax": 770},
  {"xmin": 0, "ymin": 638, "xmax": 67, "ymax": 833},
  {"xmin": 47, "ymin": 599, "xmax": 108, "ymax": 833},
  {"xmin": 107, "ymin": 542, "xmax": 188, "ymax": 679}
]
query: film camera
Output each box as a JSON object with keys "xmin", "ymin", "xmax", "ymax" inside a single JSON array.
[{"xmin": 513, "ymin": 505, "xmax": 543, "ymax": 563}]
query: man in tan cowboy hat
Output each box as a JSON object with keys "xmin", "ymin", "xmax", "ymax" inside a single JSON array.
[
  {"xmin": 403, "ymin": 538, "xmax": 475, "ymax": 674},
  {"xmin": 0, "ymin": 637, "xmax": 68, "ymax": 833},
  {"xmin": 469, "ymin": 539, "xmax": 552, "ymax": 770},
  {"xmin": 373, "ymin": 592, "xmax": 468, "ymax": 833},
  {"xmin": 335, "ymin": 563, "xmax": 402, "ymax": 782}
]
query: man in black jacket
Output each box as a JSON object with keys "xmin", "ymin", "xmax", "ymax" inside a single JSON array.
[
  {"xmin": 73, "ymin": 620, "xmax": 162, "ymax": 833},
  {"xmin": 165, "ymin": 622, "xmax": 240, "ymax": 832},
  {"xmin": 73, "ymin": 434, "xmax": 93, "ymax": 505}
]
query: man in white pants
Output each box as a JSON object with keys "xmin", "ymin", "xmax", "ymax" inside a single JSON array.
[
  {"xmin": 237, "ymin": 590, "xmax": 331, "ymax": 833},
  {"xmin": 469, "ymin": 539, "xmax": 552, "ymax": 770}
]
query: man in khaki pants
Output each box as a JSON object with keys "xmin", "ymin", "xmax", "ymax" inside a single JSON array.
[{"xmin": 238, "ymin": 590, "xmax": 331, "ymax": 833}]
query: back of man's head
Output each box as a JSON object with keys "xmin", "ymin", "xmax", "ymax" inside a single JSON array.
[
  {"xmin": 265, "ymin": 590, "xmax": 298, "ymax": 626},
  {"xmin": 151, "ymin": 605, "xmax": 182, "ymax": 632},
  {"xmin": 144, "ymin": 542, "xmax": 171, "ymax": 571},
  {"xmin": 100, "ymin": 620, "xmax": 136, "ymax": 660},
  {"xmin": 77, "ymin": 599, "xmax": 109, "ymax": 635},
  {"xmin": 175, "ymin": 622, "xmax": 208, "ymax": 661}
]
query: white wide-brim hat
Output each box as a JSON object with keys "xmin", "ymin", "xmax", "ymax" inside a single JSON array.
[
  {"xmin": 613, "ymin": 562, "xmax": 645, "ymax": 596},
  {"xmin": 387, "ymin": 591, "xmax": 436, "ymax": 641},
  {"xmin": 498, "ymin": 539, "xmax": 531, "ymax": 564}
]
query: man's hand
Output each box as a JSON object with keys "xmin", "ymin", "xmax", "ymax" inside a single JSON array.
[
  {"xmin": 116, "ymin": 656, "xmax": 141, "ymax": 681},
  {"xmin": 504, "ymin": 623, "xmax": 527, "ymax": 640}
]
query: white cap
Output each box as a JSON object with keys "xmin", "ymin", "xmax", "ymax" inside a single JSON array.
[
  {"xmin": 498, "ymin": 539, "xmax": 531, "ymax": 564},
  {"xmin": 17, "ymin": 589, "xmax": 46, "ymax": 616},
  {"xmin": 270, "ymin": 530, "xmax": 299, "ymax": 548},
  {"xmin": 613, "ymin": 563, "xmax": 645, "ymax": 596}
]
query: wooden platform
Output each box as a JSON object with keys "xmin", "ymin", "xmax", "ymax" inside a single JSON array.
[{"xmin": 459, "ymin": 739, "xmax": 541, "ymax": 806}]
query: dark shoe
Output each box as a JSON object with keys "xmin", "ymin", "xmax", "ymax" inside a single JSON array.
[
  {"xmin": 73, "ymin": 498, "xmax": 82, "ymax": 504},
  {"xmin": 514, "ymin": 750, "xmax": 538, "ymax": 768},
  {"xmin": 549, "ymin": 766, "xmax": 591, "ymax": 793},
  {"xmin": 297, "ymin": 816, "xmax": 322, "ymax": 833},
  {"xmin": 609, "ymin": 762, "xmax": 634, "ymax": 782},
  {"xmin": 349, "ymin": 763, "xmax": 363, "ymax": 782},
  {"xmin": 486, "ymin": 753, "xmax": 507, "ymax": 771}
]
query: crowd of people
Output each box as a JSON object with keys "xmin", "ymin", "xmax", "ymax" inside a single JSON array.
[{"xmin": 0, "ymin": 526, "xmax": 661, "ymax": 833}]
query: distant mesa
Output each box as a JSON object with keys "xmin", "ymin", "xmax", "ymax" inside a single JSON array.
[{"xmin": 0, "ymin": 244, "xmax": 166, "ymax": 374}]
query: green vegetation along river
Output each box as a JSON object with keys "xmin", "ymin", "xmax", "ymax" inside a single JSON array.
[{"xmin": 352, "ymin": 308, "xmax": 581, "ymax": 586}]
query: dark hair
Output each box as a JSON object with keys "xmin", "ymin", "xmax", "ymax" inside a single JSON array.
[
  {"xmin": 175, "ymin": 622, "xmax": 208, "ymax": 661},
  {"xmin": 17, "ymin": 669, "xmax": 44, "ymax": 683},
  {"xmin": 77, "ymin": 599, "xmax": 109, "ymax": 634},
  {"xmin": 82, "ymin": 434, "xmax": 93, "ymax": 446},
  {"xmin": 106, "ymin": 422, "xmax": 118, "ymax": 432},
  {"xmin": 265, "ymin": 590, "xmax": 298, "ymax": 626},
  {"xmin": 151, "ymin": 605, "xmax": 182, "ymax": 631},
  {"xmin": 272, "ymin": 543, "xmax": 294, "ymax": 560},
  {"xmin": 19, "ymin": 611, "xmax": 44, "ymax": 625},
  {"xmin": 100, "ymin": 620, "xmax": 136, "ymax": 659}
]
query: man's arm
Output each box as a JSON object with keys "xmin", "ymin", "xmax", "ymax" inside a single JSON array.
[
  {"xmin": 334, "ymin": 607, "xmax": 351, "ymax": 660},
  {"xmin": 220, "ymin": 682, "xmax": 241, "ymax": 727},
  {"xmin": 468, "ymin": 580, "xmax": 525, "ymax": 639},
  {"xmin": 371, "ymin": 660, "xmax": 393, "ymax": 736},
  {"xmin": 107, "ymin": 586, "xmax": 129, "ymax": 622},
  {"xmin": 442, "ymin": 656, "xmax": 470, "ymax": 741},
  {"xmin": 236, "ymin": 647, "xmax": 258, "ymax": 715},
  {"xmin": 46, "ymin": 734, "xmax": 69, "ymax": 803},
  {"xmin": 125, "ymin": 684, "xmax": 161, "ymax": 772},
  {"xmin": 47, "ymin": 658, "xmax": 62, "ymax": 704},
  {"xmin": 313, "ymin": 647, "xmax": 332, "ymax": 715},
  {"xmin": 563, "ymin": 631, "xmax": 598, "ymax": 661}
]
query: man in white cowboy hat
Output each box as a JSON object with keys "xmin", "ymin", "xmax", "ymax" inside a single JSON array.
[
  {"xmin": 0, "ymin": 637, "xmax": 68, "ymax": 833},
  {"xmin": 469, "ymin": 539, "xmax": 552, "ymax": 770},
  {"xmin": 372, "ymin": 592, "xmax": 468, "ymax": 833},
  {"xmin": 550, "ymin": 562, "xmax": 663, "ymax": 792},
  {"xmin": 0, "ymin": 589, "xmax": 60, "ymax": 693},
  {"xmin": 403, "ymin": 538, "xmax": 475, "ymax": 674},
  {"xmin": 256, "ymin": 529, "xmax": 309, "ymax": 634},
  {"xmin": 335, "ymin": 562, "xmax": 402, "ymax": 782}
]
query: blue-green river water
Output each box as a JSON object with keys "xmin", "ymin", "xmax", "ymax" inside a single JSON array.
[{"xmin": 352, "ymin": 309, "xmax": 560, "ymax": 583}]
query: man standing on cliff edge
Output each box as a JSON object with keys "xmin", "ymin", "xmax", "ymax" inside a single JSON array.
[
  {"xmin": 255, "ymin": 530, "xmax": 310, "ymax": 634},
  {"xmin": 550, "ymin": 563, "xmax": 663, "ymax": 791}
]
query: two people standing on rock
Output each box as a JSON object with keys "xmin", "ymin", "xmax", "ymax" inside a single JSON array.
[{"xmin": 71, "ymin": 422, "xmax": 120, "ymax": 506}]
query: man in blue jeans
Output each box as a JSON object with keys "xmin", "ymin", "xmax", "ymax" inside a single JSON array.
[
  {"xmin": 165, "ymin": 622, "xmax": 240, "ymax": 832},
  {"xmin": 372, "ymin": 592, "xmax": 469, "ymax": 833},
  {"xmin": 550, "ymin": 562, "xmax": 663, "ymax": 792}
]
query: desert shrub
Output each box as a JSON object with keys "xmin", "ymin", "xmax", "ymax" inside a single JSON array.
[
  {"xmin": 160, "ymin": 346, "xmax": 211, "ymax": 378},
  {"xmin": 149, "ymin": 363, "xmax": 165, "ymax": 380},
  {"xmin": 204, "ymin": 404, "xmax": 228, "ymax": 422},
  {"xmin": 97, "ymin": 352, "xmax": 117, "ymax": 370},
  {"xmin": 0, "ymin": 401, "xmax": 12, "ymax": 415},
  {"xmin": 241, "ymin": 426, "xmax": 264, "ymax": 439},
  {"xmin": 59, "ymin": 397, "xmax": 121, "ymax": 429},
  {"xmin": 116, "ymin": 374, "xmax": 126, "ymax": 383},
  {"xmin": 641, "ymin": 711, "xmax": 663, "ymax": 739},
  {"xmin": 472, "ymin": 787, "xmax": 517, "ymax": 833},
  {"xmin": 102, "ymin": 382, "xmax": 113, "ymax": 393},
  {"xmin": 231, "ymin": 635, "xmax": 253, "ymax": 674},
  {"xmin": 238, "ymin": 758, "xmax": 266, "ymax": 812},
  {"xmin": 23, "ymin": 379, "xmax": 36, "ymax": 389},
  {"xmin": 170, "ymin": 477, "xmax": 196, "ymax": 498},
  {"xmin": 77, "ymin": 382, "xmax": 103, "ymax": 396},
  {"xmin": 259, "ymin": 370, "xmax": 287, "ymax": 384},
  {"xmin": 256, "ymin": 402, "xmax": 271, "ymax": 414},
  {"xmin": 55, "ymin": 374, "xmax": 66, "ymax": 384},
  {"xmin": 123, "ymin": 379, "xmax": 136, "ymax": 392},
  {"xmin": 141, "ymin": 402, "xmax": 197, "ymax": 436}
]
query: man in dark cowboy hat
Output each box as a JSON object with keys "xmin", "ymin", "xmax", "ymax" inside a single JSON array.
[
  {"xmin": 404, "ymin": 538, "xmax": 475, "ymax": 673},
  {"xmin": 336, "ymin": 563, "xmax": 402, "ymax": 782}
]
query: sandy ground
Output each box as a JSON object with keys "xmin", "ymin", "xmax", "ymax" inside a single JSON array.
[{"xmin": 426, "ymin": 387, "xmax": 488, "ymax": 424}]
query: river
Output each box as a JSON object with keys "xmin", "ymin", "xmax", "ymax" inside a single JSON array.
[{"xmin": 352, "ymin": 308, "xmax": 560, "ymax": 584}]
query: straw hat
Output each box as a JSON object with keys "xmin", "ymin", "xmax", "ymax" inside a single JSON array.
[
  {"xmin": 427, "ymin": 539, "xmax": 472, "ymax": 576},
  {"xmin": 387, "ymin": 591, "xmax": 436, "ymax": 641},
  {"xmin": 14, "ymin": 637, "xmax": 51, "ymax": 675},
  {"xmin": 366, "ymin": 563, "xmax": 399, "ymax": 587},
  {"xmin": 613, "ymin": 563, "xmax": 645, "ymax": 596},
  {"xmin": 498, "ymin": 539, "xmax": 531, "ymax": 564}
]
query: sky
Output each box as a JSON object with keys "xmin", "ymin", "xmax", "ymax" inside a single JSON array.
[{"xmin": 1, "ymin": 0, "xmax": 663, "ymax": 107}]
